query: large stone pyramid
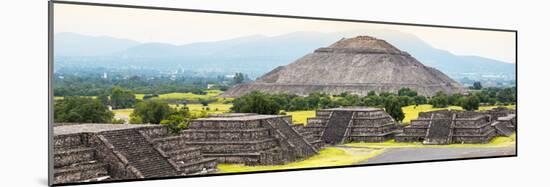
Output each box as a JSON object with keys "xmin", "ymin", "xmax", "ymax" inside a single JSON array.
[{"xmin": 222, "ymin": 36, "xmax": 466, "ymax": 97}]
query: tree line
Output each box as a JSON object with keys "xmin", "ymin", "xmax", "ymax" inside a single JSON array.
[
  {"xmin": 231, "ymin": 87, "xmax": 516, "ymax": 122},
  {"xmin": 54, "ymin": 86, "xmax": 515, "ymax": 126},
  {"xmin": 54, "ymin": 96, "xmax": 206, "ymax": 133}
]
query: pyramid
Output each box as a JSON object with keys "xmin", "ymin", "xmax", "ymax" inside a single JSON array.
[{"xmin": 222, "ymin": 35, "xmax": 466, "ymax": 97}]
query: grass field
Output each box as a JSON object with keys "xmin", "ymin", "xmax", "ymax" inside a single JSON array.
[
  {"xmin": 478, "ymin": 104, "xmax": 516, "ymax": 111},
  {"xmin": 344, "ymin": 133, "xmax": 516, "ymax": 148},
  {"xmin": 286, "ymin": 110, "xmax": 316, "ymax": 125},
  {"xmin": 53, "ymin": 96, "xmax": 97, "ymax": 100},
  {"xmin": 171, "ymin": 103, "xmax": 233, "ymax": 115},
  {"xmin": 285, "ymin": 104, "xmax": 516, "ymax": 126},
  {"xmin": 112, "ymin": 108, "xmax": 133, "ymax": 116},
  {"xmin": 401, "ymin": 104, "xmax": 516, "ymax": 124},
  {"xmin": 135, "ymin": 90, "xmax": 223, "ymax": 101},
  {"xmin": 113, "ymin": 103, "xmax": 234, "ymax": 120},
  {"xmin": 217, "ymin": 147, "xmax": 384, "ymax": 173},
  {"xmin": 402, "ymin": 104, "xmax": 463, "ymax": 124}
]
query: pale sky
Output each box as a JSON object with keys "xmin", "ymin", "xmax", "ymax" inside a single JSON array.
[{"xmin": 54, "ymin": 3, "xmax": 516, "ymax": 63}]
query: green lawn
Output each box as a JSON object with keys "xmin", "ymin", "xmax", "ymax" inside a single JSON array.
[
  {"xmin": 478, "ymin": 104, "xmax": 516, "ymax": 111},
  {"xmin": 53, "ymin": 96, "xmax": 97, "ymax": 100},
  {"xmin": 217, "ymin": 147, "xmax": 384, "ymax": 173},
  {"xmin": 171, "ymin": 103, "xmax": 233, "ymax": 115},
  {"xmin": 112, "ymin": 108, "xmax": 133, "ymax": 116},
  {"xmin": 286, "ymin": 110, "xmax": 316, "ymax": 125},
  {"xmin": 113, "ymin": 103, "xmax": 234, "ymax": 120},
  {"xmin": 136, "ymin": 90, "xmax": 223, "ymax": 101},
  {"xmin": 402, "ymin": 104, "xmax": 463, "ymax": 124}
]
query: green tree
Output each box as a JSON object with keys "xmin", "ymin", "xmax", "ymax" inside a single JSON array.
[
  {"xmin": 305, "ymin": 92, "xmax": 322, "ymax": 109},
  {"xmin": 289, "ymin": 96, "xmax": 308, "ymax": 111},
  {"xmin": 97, "ymin": 92, "xmax": 110, "ymax": 106},
  {"xmin": 398, "ymin": 88, "xmax": 418, "ymax": 97},
  {"xmin": 199, "ymin": 98, "xmax": 209, "ymax": 107},
  {"xmin": 233, "ymin": 72, "xmax": 245, "ymax": 85},
  {"xmin": 430, "ymin": 92, "xmax": 449, "ymax": 108},
  {"xmin": 367, "ymin": 91, "xmax": 377, "ymax": 97},
  {"xmin": 54, "ymin": 97, "xmax": 114, "ymax": 123},
  {"xmin": 460, "ymin": 95, "xmax": 480, "ymax": 111},
  {"xmin": 160, "ymin": 115, "xmax": 190, "ymax": 133},
  {"xmin": 384, "ymin": 96, "xmax": 405, "ymax": 122},
  {"xmin": 362, "ymin": 95, "xmax": 383, "ymax": 107},
  {"xmin": 472, "ymin": 81, "xmax": 483, "ymax": 90},
  {"xmin": 110, "ymin": 86, "xmax": 136, "ymax": 109},
  {"xmin": 130, "ymin": 100, "xmax": 172, "ymax": 124},
  {"xmin": 447, "ymin": 93, "xmax": 462, "ymax": 106},
  {"xmin": 413, "ymin": 95, "xmax": 428, "ymax": 105},
  {"xmin": 342, "ymin": 94, "xmax": 361, "ymax": 106},
  {"xmin": 397, "ymin": 96, "xmax": 413, "ymax": 106},
  {"xmin": 231, "ymin": 91, "xmax": 281, "ymax": 114},
  {"xmin": 319, "ymin": 96, "xmax": 334, "ymax": 109}
]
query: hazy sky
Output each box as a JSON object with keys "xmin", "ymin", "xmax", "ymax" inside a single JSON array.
[{"xmin": 54, "ymin": 4, "xmax": 516, "ymax": 63}]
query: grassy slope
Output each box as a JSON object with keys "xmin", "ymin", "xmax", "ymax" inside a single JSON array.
[{"xmin": 217, "ymin": 147, "xmax": 384, "ymax": 173}]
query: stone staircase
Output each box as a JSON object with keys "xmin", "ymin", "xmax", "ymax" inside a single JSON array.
[
  {"xmin": 293, "ymin": 125, "xmax": 324, "ymax": 149},
  {"xmin": 423, "ymin": 115, "xmax": 453, "ymax": 145},
  {"xmin": 150, "ymin": 135, "xmax": 218, "ymax": 175},
  {"xmin": 493, "ymin": 121, "xmax": 514, "ymax": 136},
  {"xmin": 321, "ymin": 111, "xmax": 353, "ymax": 145},
  {"xmin": 100, "ymin": 129, "xmax": 179, "ymax": 178},
  {"xmin": 266, "ymin": 117, "xmax": 318, "ymax": 159},
  {"xmin": 53, "ymin": 135, "xmax": 110, "ymax": 184}
]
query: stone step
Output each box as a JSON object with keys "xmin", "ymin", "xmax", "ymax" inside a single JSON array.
[
  {"xmin": 493, "ymin": 122, "xmax": 514, "ymax": 136},
  {"xmin": 179, "ymin": 158, "xmax": 218, "ymax": 174},
  {"xmin": 322, "ymin": 111, "xmax": 353, "ymax": 145},
  {"xmin": 54, "ymin": 162, "xmax": 109, "ymax": 184},
  {"xmin": 267, "ymin": 118, "xmax": 318, "ymax": 158},
  {"xmin": 167, "ymin": 148, "xmax": 203, "ymax": 162},
  {"xmin": 423, "ymin": 117, "xmax": 453, "ymax": 145},
  {"xmin": 54, "ymin": 147, "xmax": 96, "ymax": 168},
  {"xmin": 100, "ymin": 129, "xmax": 179, "ymax": 177}
]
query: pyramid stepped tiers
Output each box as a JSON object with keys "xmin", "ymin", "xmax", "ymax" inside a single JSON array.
[
  {"xmin": 222, "ymin": 36, "xmax": 466, "ymax": 97},
  {"xmin": 303, "ymin": 107, "xmax": 398, "ymax": 145},
  {"xmin": 394, "ymin": 109, "xmax": 516, "ymax": 144},
  {"xmin": 179, "ymin": 113, "xmax": 319, "ymax": 165},
  {"xmin": 52, "ymin": 124, "xmax": 218, "ymax": 184}
]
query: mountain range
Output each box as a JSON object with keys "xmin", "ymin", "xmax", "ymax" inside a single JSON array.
[{"xmin": 54, "ymin": 30, "xmax": 515, "ymax": 81}]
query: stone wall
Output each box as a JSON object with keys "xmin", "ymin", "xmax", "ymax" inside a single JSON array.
[
  {"xmin": 396, "ymin": 110, "xmax": 501, "ymax": 144},
  {"xmin": 303, "ymin": 108, "xmax": 397, "ymax": 143},
  {"xmin": 179, "ymin": 115, "xmax": 318, "ymax": 166},
  {"xmin": 53, "ymin": 124, "xmax": 217, "ymax": 184}
]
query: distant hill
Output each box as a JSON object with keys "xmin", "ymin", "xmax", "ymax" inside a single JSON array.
[
  {"xmin": 54, "ymin": 32, "xmax": 140, "ymax": 56},
  {"xmin": 54, "ymin": 31, "xmax": 515, "ymax": 80}
]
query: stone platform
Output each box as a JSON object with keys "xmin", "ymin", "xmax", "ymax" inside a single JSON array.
[
  {"xmin": 395, "ymin": 109, "xmax": 515, "ymax": 144},
  {"xmin": 53, "ymin": 124, "xmax": 217, "ymax": 184},
  {"xmin": 304, "ymin": 107, "xmax": 398, "ymax": 145},
  {"xmin": 177, "ymin": 113, "xmax": 319, "ymax": 165}
]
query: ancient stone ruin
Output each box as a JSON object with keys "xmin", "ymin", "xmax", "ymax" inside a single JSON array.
[
  {"xmin": 395, "ymin": 108, "xmax": 516, "ymax": 144},
  {"xmin": 53, "ymin": 124, "xmax": 217, "ymax": 184},
  {"xmin": 482, "ymin": 107, "xmax": 517, "ymax": 136},
  {"xmin": 303, "ymin": 107, "xmax": 398, "ymax": 145},
  {"xmin": 178, "ymin": 113, "xmax": 319, "ymax": 165},
  {"xmin": 222, "ymin": 35, "xmax": 466, "ymax": 97},
  {"xmin": 53, "ymin": 107, "xmax": 515, "ymax": 184}
]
